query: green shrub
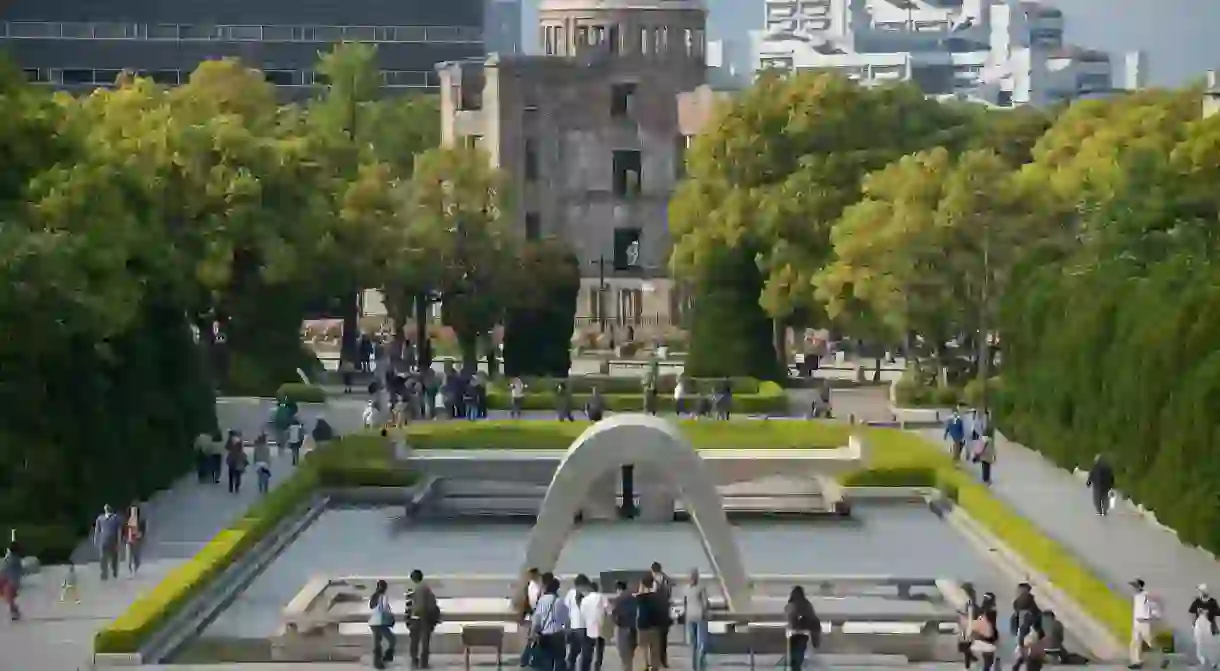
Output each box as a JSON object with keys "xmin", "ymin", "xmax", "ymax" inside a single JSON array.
[
  {"xmin": 275, "ymin": 382, "xmax": 326, "ymax": 404},
  {"xmin": 93, "ymin": 434, "xmax": 415, "ymax": 654},
  {"xmin": 894, "ymin": 371, "xmax": 962, "ymax": 408},
  {"xmin": 405, "ymin": 418, "xmax": 850, "ymax": 451},
  {"xmin": 485, "ymin": 379, "xmax": 785, "ymax": 415}
]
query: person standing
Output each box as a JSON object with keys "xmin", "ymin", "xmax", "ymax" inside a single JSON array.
[
  {"xmin": 580, "ymin": 581, "xmax": 608, "ymax": 671},
  {"xmin": 520, "ymin": 568, "xmax": 546, "ymax": 667},
  {"xmin": 585, "ymin": 388, "xmax": 605, "ymax": 423},
  {"xmin": 1086, "ymin": 454, "xmax": 1116, "ymax": 516},
  {"xmin": 673, "ymin": 375, "xmax": 688, "ymax": 418},
  {"xmin": 286, "ymin": 419, "xmax": 305, "ymax": 466},
  {"xmin": 682, "ymin": 569, "xmax": 710, "ymax": 671},
  {"xmin": 368, "ymin": 579, "xmax": 397, "ymax": 670},
  {"xmin": 784, "ymin": 586, "xmax": 820, "ymax": 671},
  {"xmin": 611, "ymin": 580, "xmax": 639, "ymax": 671},
  {"xmin": 635, "ymin": 575, "xmax": 665, "ymax": 671},
  {"xmin": 208, "ymin": 431, "xmax": 225, "ymax": 484},
  {"xmin": 0, "ymin": 544, "xmax": 22, "ymax": 621},
  {"xmin": 649, "ymin": 563, "xmax": 673, "ymax": 668},
  {"xmin": 532, "ymin": 577, "xmax": 570, "ymax": 671},
  {"xmin": 94, "ymin": 504, "xmax": 122, "ymax": 581},
  {"xmin": 957, "ymin": 583, "xmax": 979, "ymax": 669},
  {"xmin": 124, "ymin": 501, "xmax": 147, "ymax": 576},
  {"xmin": 510, "ymin": 377, "xmax": 527, "ymax": 419},
  {"xmin": 945, "ymin": 409, "xmax": 967, "ymax": 461},
  {"xmin": 556, "ymin": 382, "xmax": 575, "ymax": 422},
  {"xmin": 973, "ymin": 428, "xmax": 996, "ymax": 485},
  {"xmin": 226, "ymin": 435, "xmax": 248, "ymax": 494},
  {"xmin": 1190, "ymin": 584, "xmax": 1220, "ymax": 668},
  {"xmin": 408, "ymin": 569, "xmax": 441, "ymax": 669},
  {"xmin": 564, "ymin": 575, "xmax": 590, "ymax": 671},
  {"xmin": 1128, "ymin": 579, "xmax": 1165, "ymax": 669}
]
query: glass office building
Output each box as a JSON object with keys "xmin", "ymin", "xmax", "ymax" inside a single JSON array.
[{"xmin": 0, "ymin": 0, "xmax": 485, "ymax": 92}]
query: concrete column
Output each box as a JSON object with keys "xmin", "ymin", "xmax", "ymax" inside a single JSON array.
[
  {"xmin": 639, "ymin": 489, "xmax": 676, "ymax": 522},
  {"xmin": 582, "ymin": 471, "xmax": 619, "ymax": 521}
]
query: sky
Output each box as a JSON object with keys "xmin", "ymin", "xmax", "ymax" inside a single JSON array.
[{"xmin": 520, "ymin": 0, "xmax": 1220, "ymax": 87}]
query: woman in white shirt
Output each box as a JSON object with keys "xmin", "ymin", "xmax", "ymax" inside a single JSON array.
[
  {"xmin": 564, "ymin": 576, "xmax": 590, "ymax": 671},
  {"xmin": 510, "ymin": 377, "xmax": 527, "ymax": 419},
  {"xmin": 580, "ymin": 581, "xmax": 610, "ymax": 671},
  {"xmin": 674, "ymin": 376, "xmax": 688, "ymax": 417},
  {"xmin": 368, "ymin": 579, "xmax": 397, "ymax": 670},
  {"xmin": 683, "ymin": 569, "xmax": 711, "ymax": 671}
]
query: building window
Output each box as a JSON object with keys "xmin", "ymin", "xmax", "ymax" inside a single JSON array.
[
  {"xmin": 264, "ymin": 69, "xmax": 296, "ymax": 86},
  {"xmin": 555, "ymin": 25, "xmax": 566, "ymax": 55},
  {"xmin": 640, "ymin": 27, "xmax": 650, "ymax": 54},
  {"xmin": 611, "ymin": 83, "xmax": 636, "ymax": 118},
  {"xmin": 613, "ymin": 227, "xmax": 642, "ymax": 271},
  {"xmin": 657, "ymin": 27, "xmax": 669, "ymax": 54},
  {"xmin": 576, "ymin": 25, "xmax": 589, "ymax": 47},
  {"xmin": 608, "ymin": 25, "xmax": 620, "ymax": 54},
  {"xmin": 525, "ymin": 213, "xmax": 541, "ymax": 240},
  {"xmin": 146, "ymin": 69, "xmax": 181, "ymax": 85},
  {"xmin": 524, "ymin": 139, "xmax": 539, "ymax": 181},
  {"xmin": 612, "ymin": 150, "xmax": 642, "ymax": 197},
  {"xmin": 463, "ymin": 135, "xmax": 482, "ymax": 150},
  {"xmin": 60, "ymin": 69, "xmax": 93, "ymax": 85}
]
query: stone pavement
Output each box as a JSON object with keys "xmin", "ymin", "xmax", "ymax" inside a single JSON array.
[
  {"xmin": 0, "ymin": 444, "xmax": 302, "ymax": 671},
  {"xmin": 919, "ymin": 429, "xmax": 1220, "ymax": 655},
  {"xmin": 138, "ymin": 661, "xmax": 1143, "ymax": 671}
]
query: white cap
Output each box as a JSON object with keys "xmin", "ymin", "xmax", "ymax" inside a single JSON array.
[{"xmin": 1200, "ymin": 584, "xmax": 1209, "ymax": 592}]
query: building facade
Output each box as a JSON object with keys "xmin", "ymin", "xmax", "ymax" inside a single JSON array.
[
  {"xmin": 753, "ymin": 0, "xmax": 1128, "ymax": 107},
  {"xmin": 0, "ymin": 0, "xmax": 486, "ymax": 93},
  {"xmin": 485, "ymin": 0, "xmax": 524, "ymax": 56},
  {"xmin": 438, "ymin": 0, "xmax": 727, "ymax": 331}
]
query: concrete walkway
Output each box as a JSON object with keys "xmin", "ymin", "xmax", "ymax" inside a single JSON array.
[
  {"xmin": 919, "ymin": 429, "xmax": 1220, "ymax": 653},
  {"xmin": 0, "ymin": 443, "xmax": 302, "ymax": 671}
]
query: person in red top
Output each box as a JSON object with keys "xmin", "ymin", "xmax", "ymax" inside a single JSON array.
[{"xmin": 124, "ymin": 501, "xmax": 148, "ymax": 575}]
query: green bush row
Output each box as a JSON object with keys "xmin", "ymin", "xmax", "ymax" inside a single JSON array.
[
  {"xmin": 893, "ymin": 373, "xmax": 997, "ymax": 409},
  {"xmin": 501, "ymin": 375, "xmax": 762, "ymax": 395},
  {"xmin": 93, "ymin": 435, "xmax": 415, "ymax": 654},
  {"xmin": 485, "ymin": 380, "xmax": 786, "ymax": 415},
  {"xmin": 275, "ymin": 382, "xmax": 327, "ymax": 404},
  {"xmin": 843, "ymin": 429, "xmax": 1172, "ymax": 653}
]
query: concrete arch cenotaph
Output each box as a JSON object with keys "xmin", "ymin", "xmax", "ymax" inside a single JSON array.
[{"xmin": 518, "ymin": 414, "xmax": 753, "ymax": 611}]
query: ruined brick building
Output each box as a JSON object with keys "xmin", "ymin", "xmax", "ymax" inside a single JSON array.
[{"xmin": 438, "ymin": 0, "xmax": 729, "ymax": 334}]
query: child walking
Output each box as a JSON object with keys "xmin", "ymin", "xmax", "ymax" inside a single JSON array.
[{"xmin": 60, "ymin": 561, "xmax": 80, "ymax": 604}]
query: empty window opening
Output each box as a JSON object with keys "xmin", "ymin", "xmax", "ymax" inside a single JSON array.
[
  {"xmin": 612, "ymin": 150, "xmax": 642, "ymax": 197},
  {"xmin": 525, "ymin": 213, "xmax": 541, "ymax": 240},
  {"xmin": 524, "ymin": 139, "xmax": 539, "ymax": 181},
  {"xmin": 611, "ymin": 83, "xmax": 637, "ymax": 118},
  {"xmin": 608, "ymin": 24, "xmax": 620, "ymax": 54}
]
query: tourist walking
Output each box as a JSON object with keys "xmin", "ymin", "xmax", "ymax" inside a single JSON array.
[
  {"xmin": 124, "ymin": 501, "xmax": 147, "ymax": 576},
  {"xmin": 60, "ymin": 560, "xmax": 80, "ymax": 604},
  {"xmin": 565, "ymin": 575, "xmax": 591, "ymax": 671},
  {"xmin": 1086, "ymin": 453, "xmax": 1116, "ymax": 516},
  {"xmin": 643, "ymin": 377, "xmax": 658, "ymax": 416},
  {"xmin": 93, "ymin": 504, "xmax": 122, "ymax": 581},
  {"xmin": 611, "ymin": 580, "xmax": 639, "ymax": 671},
  {"xmin": 972, "ymin": 428, "xmax": 996, "ymax": 485},
  {"xmin": 368, "ymin": 579, "xmax": 397, "ymax": 669},
  {"xmin": 650, "ymin": 563, "xmax": 673, "ymax": 667},
  {"xmin": 510, "ymin": 377, "xmax": 527, "ymax": 419},
  {"xmin": 673, "ymin": 375, "xmax": 688, "ymax": 417},
  {"xmin": 253, "ymin": 433, "xmax": 272, "ymax": 494},
  {"xmin": 970, "ymin": 592, "xmax": 1001, "ymax": 671},
  {"xmin": 208, "ymin": 430, "xmax": 225, "ymax": 484},
  {"xmin": 286, "ymin": 419, "xmax": 305, "ymax": 466},
  {"xmin": 585, "ymin": 388, "xmax": 605, "ymax": 423},
  {"xmin": 1129, "ymin": 578, "xmax": 1165, "ymax": 669},
  {"xmin": 408, "ymin": 569, "xmax": 441, "ymax": 668},
  {"xmin": 958, "ymin": 583, "xmax": 979, "ymax": 669},
  {"xmin": 1010, "ymin": 582, "xmax": 1043, "ymax": 671},
  {"xmin": 635, "ymin": 575, "xmax": 665, "ymax": 671},
  {"xmin": 520, "ymin": 568, "xmax": 546, "ymax": 667},
  {"xmin": 0, "ymin": 544, "xmax": 22, "ymax": 621},
  {"xmin": 715, "ymin": 378, "xmax": 732, "ymax": 420},
  {"xmin": 945, "ymin": 409, "xmax": 967, "ymax": 461},
  {"xmin": 682, "ymin": 569, "xmax": 710, "ymax": 671},
  {"xmin": 226, "ymin": 434, "xmax": 249, "ymax": 494},
  {"xmin": 784, "ymin": 586, "xmax": 821, "ymax": 671},
  {"xmin": 580, "ymin": 581, "xmax": 608, "ymax": 671},
  {"xmin": 1191, "ymin": 584, "xmax": 1220, "ymax": 668},
  {"xmin": 531, "ymin": 577, "xmax": 570, "ymax": 671},
  {"xmin": 194, "ymin": 431, "xmax": 213, "ymax": 483},
  {"xmin": 556, "ymin": 382, "xmax": 575, "ymax": 422}
]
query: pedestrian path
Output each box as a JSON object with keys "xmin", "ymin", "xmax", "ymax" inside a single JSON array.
[
  {"xmin": 918, "ymin": 429, "xmax": 1220, "ymax": 653},
  {"xmin": 0, "ymin": 445, "xmax": 302, "ymax": 671}
]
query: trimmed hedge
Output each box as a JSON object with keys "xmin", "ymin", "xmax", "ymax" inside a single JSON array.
[
  {"xmin": 842, "ymin": 429, "xmax": 1172, "ymax": 652},
  {"xmin": 486, "ymin": 380, "xmax": 787, "ymax": 415},
  {"xmin": 93, "ymin": 434, "xmax": 416, "ymax": 654},
  {"xmin": 404, "ymin": 419, "xmax": 851, "ymax": 451},
  {"xmin": 275, "ymin": 382, "xmax": 327, "ymax": 404},
  {"xmin": 501, "ymin": 375, "xmax": 762, "ymax": 396}
]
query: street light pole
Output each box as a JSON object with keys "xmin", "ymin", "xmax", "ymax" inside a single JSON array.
[{"xmin": 594, "ymin": 255, "xmax": 609, "ymax": 333}]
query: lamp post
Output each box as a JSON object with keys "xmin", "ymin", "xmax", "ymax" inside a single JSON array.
[{"xmin": 593, "ymin": 255, "xmax": 610, "ymax": 333}]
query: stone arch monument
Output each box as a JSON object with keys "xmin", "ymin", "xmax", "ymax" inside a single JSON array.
[{"xmin": 518, "ymin": 414, "xmax": 752, "ymax": 611}]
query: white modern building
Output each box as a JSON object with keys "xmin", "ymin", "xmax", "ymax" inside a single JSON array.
[{"xmin": 752, "ymin": 0, "xmax": 1137, "ymax": 107}]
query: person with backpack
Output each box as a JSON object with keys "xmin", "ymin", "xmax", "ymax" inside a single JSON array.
[
  {"xmin": 531, "ymin": 577, "xmax": 570, "ymax": 671},
  {"xmin": 610, "ymin": 580, "xmax": 638, "ymax": 671},
  {"xmin": 784, "ymin": 586, "xmax": 821, "ymax": 671},
  {"xmin": 286, "ymin": 419, "xmax": 305, "ymax": 466},
  {"xmin": 634, "ymin": 575, "xmax": 666, "ymax": 671},
  {"xmin": 971, "ymin": 592, "xmax": 1001, "ymax": 671},
  {"xmin": 408, "ymin": 569, "xmax": 441, "ymax": 668},
  {"xmin": 368, "ymin": 579, "xmax": 397, "ymax": 670},
  {"xmin": 1189, "ymin": 584, "xmax": 1220, "ymax": 668},
  {"xmin": 649, "ymin": 563, "xmax": 673, "ymax": 667}
]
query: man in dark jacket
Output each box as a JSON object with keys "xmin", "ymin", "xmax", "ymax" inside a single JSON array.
[
  {"xmin": 1086, "ymin": 454, "xmax": 1116, "ymax": 516},
  {"xmin": 611, "ymin": 581, "xmax": 638, "ymax": 671},
  {"xmin": 408, "ymin": 569, "xmax": 441, "ymax": 668},
  {"xmin": 635, "ymin": 576, "xmax": 666, "ymax": 671}
]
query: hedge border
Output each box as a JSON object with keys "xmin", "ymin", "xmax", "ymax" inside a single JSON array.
[
  {"xmin": 92, "ymin": 435, "xmax": 415, "ymax": 655},
  {"xmin": 486, "ymin": 380, "xmax": 787, "ymax": 415},
  {"xmin": 842, "ymin": 429, "xmax": 1173, "ymax": 653}
]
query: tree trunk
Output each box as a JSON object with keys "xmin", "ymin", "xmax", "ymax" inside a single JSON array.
[
  {"xmin": 458, "ymin": 331, "xmax": 478, "ymax": 374},
  {"xmin": 483, "ymin": 332, "xmax": 500, "ymax": 379},
  {"xmin": 340, "ymin": 290, "xmax": 359, "ymax": 366},
  {"xmin": 414, "ymin": 293, "xmax": 430, "ymax": 373},
  {"xmin": 772, "ymin": 319, "xmax": 787, "ymax": 372},
  {"xmin": 873, "ymin": 356, "xmax": 882, "ymax": 383}
]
